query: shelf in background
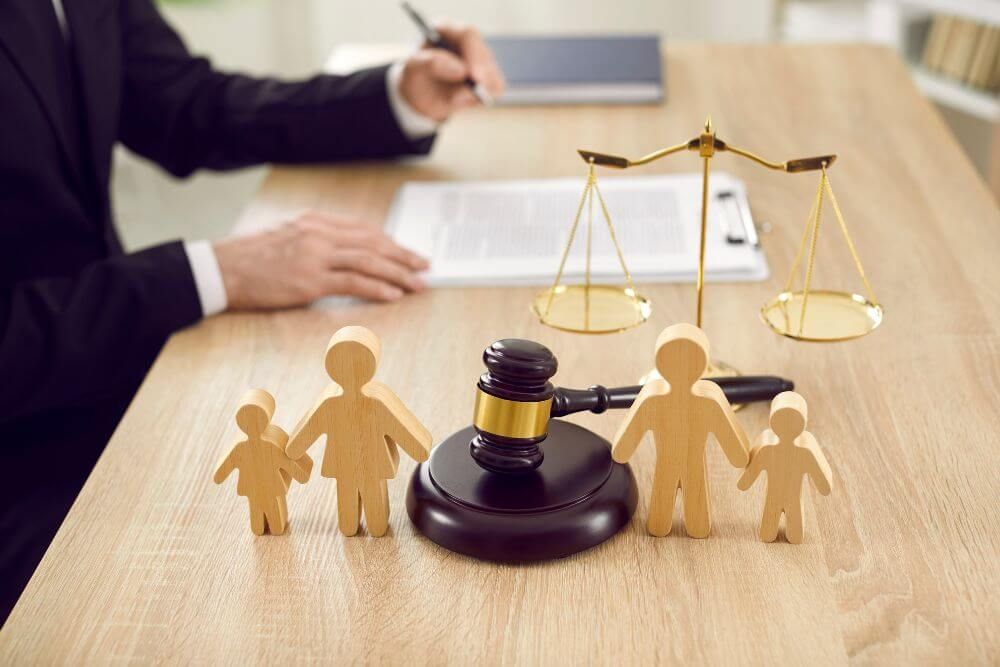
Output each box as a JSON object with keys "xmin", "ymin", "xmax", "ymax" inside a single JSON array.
[
  {"xmin": 889, "ymin": 0, "xmax": 1000, "ymax": 27},
  {"xmin": 910, "ymin": 64, "xmax": 1000, "ymax": 121}
]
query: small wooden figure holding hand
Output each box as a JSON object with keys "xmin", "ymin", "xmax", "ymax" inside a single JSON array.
[
  {"xmin": 737, "ymin": 391, "xmax": 832, "ymax": 543},
  {"xmin": 612, "ymin": 323, "xmax": 749, "ymax": 538},
  {"xmin": 286, "ymin": 326, "xmax": 432, "ymax": 537},
  {"xmin": 214, "ymin": 389, "xmax": 314, "ymax": 536}
]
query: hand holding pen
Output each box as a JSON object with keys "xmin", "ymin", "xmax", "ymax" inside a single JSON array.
[{"xmin": 398, "ymin": 3, "xmax": 505, "ymax": 120}]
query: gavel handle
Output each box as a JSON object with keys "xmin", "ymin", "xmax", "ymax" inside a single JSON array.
[{"xmin": 550, "ymin": 376, "xmax": 794, "ymax": 418}]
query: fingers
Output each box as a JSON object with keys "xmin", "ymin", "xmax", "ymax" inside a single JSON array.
[
  {"xmin": 424, "ymin": 49, "xmax": 469, "ymax": 84},
  {"xmin": 450, "ymin": 87, "xmax": 478, "ymax": 110},
  {"xmin": 398, "ymin": 22, "xmax": 505, "ymax": 122},
  {"xmin": 298, "ymin": 211, "xmax": 429, "ymax": 270},
  {"xmin": 377, "ymin": 236, "xmax": 430, "ymax": 271},
  {"xmin": 215, "ymin": 212, "xmax": 432, "ymax": 310},
  {"xmin": 434, "ymin": 23, "xmax": 506, "ymax": 96},
  {"xmin": 293, "ymin": 211, "xmax": 430, "ymax": 303},
  {"xmin": 327, "ymin": 249, "xmax": 425, "ymax": 293},
  {"xmin": 323, "ymin": 271, "xmax": 405, "ymax": 303},
  {"xmin": 409, "ymin": 52, "xmax": 480, "ymax": 111}
]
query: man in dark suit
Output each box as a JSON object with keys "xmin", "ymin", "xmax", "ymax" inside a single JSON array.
[{"xmin": 0, "ymin": 0, "xmax": 504, "ymax": 622}]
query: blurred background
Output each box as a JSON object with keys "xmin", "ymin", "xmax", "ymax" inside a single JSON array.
[{"xmin": 116, "ymin": 0, "xmax": 1000, "ymax": 250}]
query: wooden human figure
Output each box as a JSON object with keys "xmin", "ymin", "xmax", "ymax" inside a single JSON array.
[
  {"xmin": 286, "ymin": 326, "xmax": 432, "ymax": 537},
  {"xmin": 214, "ymin": 389, "xmax": 314, "ymax": 536},
  {"xmin": 737, "ymin": 391, "xmax": 833, "ymax": 544},
  {"xmin": 612, "ymin": 323, "xmax": 749, "ymax": 538}
]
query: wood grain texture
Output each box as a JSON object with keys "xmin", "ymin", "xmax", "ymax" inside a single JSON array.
[
  {"xmin": 612, "ymin": 323, "xmax": 750, "ymax": 538},
  {"xmin": 214, "ymin": 389, "xmax": 314, "ymax": 536},
  {"xmin": 285, "ymin": 326, "xmax": 432, "ymax": 537},
  {"xmin": 1, "ymin": 44, "xmax": 999, "ymax": 664},
  {"xmin": 738, "ymin": 391, "xmax": 833, "ymax": 544}
]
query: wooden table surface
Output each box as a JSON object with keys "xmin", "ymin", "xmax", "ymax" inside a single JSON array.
[{"xmin": 2, "ymin": 44, "xmax": 998, "ymax": 664}]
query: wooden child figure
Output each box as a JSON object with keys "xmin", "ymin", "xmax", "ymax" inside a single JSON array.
[
  {"xmin": 214, "ymin": 389, "xmax": 314, "ymax": 536},
  {"xmin": 612, "ymin": 323, "xmax": 749, "ymax": 538},
  {"xmin": 286, "ymin": 326, "xmax": 432, "ymax": 537},
  {"xmin": 737, "ymin": 391, "xmax": 833, "ymax": 544}
]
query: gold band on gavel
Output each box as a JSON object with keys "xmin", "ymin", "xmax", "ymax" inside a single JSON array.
[{"xmin": 472, "ymin": 389, "xmax": 552, "ymax": 440}]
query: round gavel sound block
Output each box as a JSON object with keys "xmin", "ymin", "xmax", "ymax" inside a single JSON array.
[{"xmin": 406, "ymin": 339, "xmax": 637, "ymax": 561}]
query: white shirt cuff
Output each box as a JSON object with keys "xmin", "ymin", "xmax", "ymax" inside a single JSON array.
[
  {"xmin": 183, "ymin": 240, "xmax": 228, "ymax": 317},
  {"xmin": 386, "ymin": 61, "xmax": 440, "ymax": 140}
]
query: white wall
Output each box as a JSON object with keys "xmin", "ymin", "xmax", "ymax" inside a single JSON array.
[
  {"xmin": 160, "ymin": 0, "xmax": 778, "ymax": 77},
  {"xmin": 307, "ymin": 0, "xmax": 778, "ymax": 46}
]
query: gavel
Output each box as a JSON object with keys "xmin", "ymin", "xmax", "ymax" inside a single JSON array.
[{"xmin": 470, "ymin": 339, "xmax": 792, "ymax": 474}]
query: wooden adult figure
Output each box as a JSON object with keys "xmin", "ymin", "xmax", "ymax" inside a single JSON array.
[
  {"xmin": 737, "ymin": 391, "xmax": 833, "ymax": 543},
  {"xmin": 286, "ymin": 326, "xmax": 432, "ymax": 537},
  {"xmin": 612, "ymin": 323, "xmax": 749, "ymax": 538},
  {"xmin": 214, "ymin": 389, "xmax": 313, "ymax": 535}
]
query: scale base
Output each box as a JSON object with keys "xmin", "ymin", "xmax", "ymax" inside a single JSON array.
[{"xmin": 406, "ymin": 421, "xmax": 638, "ymax": 562}]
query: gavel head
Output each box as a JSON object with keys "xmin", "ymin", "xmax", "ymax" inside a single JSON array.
[{"xmin": 471, "ymin": 339, "xmax": 558, "ymax": 474}]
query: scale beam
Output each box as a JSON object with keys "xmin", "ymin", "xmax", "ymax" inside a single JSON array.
[
  {"xmin": 579, "ymin": 138, "xmax": 836, "ymax": 173},
  {"xmin": 578, "ymin": 140, "xmax": 697, "ymax": 169}
]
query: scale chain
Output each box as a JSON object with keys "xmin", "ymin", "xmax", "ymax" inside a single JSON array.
[
  {"xmin": 798, "ymin": 168, "xmax": 827, "ymax": 335},
  {"xmin": 543, "ymin": 163, "xmax": 595, "ymax": 318},
  {"xmin": 591, "ymin": 179, "xmax": 640, "ymax": 310},
  {"xmin": 784, "ymin": 174, "xmax": 824, "ymax": 295},
  {"xmin": 823, "ymin": 170, "xmax": 878, "ymax": 305},
  {"xmin": 585, "ymin": 164, "xmax": 594, "ymax": 330}
]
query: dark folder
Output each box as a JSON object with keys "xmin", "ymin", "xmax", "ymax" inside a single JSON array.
[{"xmin": 485, "ymin": 34, "xmax": 664, "ymax": 105}]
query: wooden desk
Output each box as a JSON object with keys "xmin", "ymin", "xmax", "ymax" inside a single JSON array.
[{"xmin": 2, "ymin": 44, "xmax": 998, "ymax": 664}]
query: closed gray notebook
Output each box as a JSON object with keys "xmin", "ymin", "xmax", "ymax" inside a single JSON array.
[{"xmin": 485, "ymin": 34, "xmax": 664, "ymax": 105}]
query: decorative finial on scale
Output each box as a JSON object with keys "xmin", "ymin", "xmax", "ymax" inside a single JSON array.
[{"xmin": 704, "ymin": 115, "xmax": 713, "ymax": 133}]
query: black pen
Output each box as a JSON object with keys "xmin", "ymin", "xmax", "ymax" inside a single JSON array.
[{"xmin": 400, "ymin": 2, "xmax": 493, "ymax": 105}]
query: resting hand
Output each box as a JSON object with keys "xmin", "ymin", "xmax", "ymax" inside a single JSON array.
[
  {"xmin": 398, "ymin": 23, "xmax": 506, "ymax": 122},
  {"xmin": 214, "ymin": 211, "xmax": 428, "ymax": 310}
]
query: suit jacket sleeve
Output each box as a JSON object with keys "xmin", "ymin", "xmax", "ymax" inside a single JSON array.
[
  {"xmin": 117, "ymin": 0, "xmax": 434, "ymax": 178},
  {"xmin": 0, "ymin": 242, "xmax": 202, "ymax": 423}
]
